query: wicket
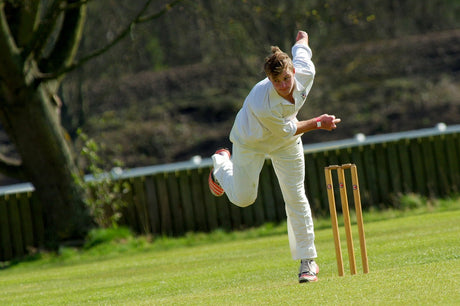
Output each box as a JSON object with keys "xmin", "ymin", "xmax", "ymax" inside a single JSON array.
[{"xmin": 324, "ymin": 163, "xmax": 369, "ymax": 276}]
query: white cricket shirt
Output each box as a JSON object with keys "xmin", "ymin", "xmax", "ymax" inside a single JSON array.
[{"xmin": 229, "ymin": 43, "xmax": 316, "ymax": 153}]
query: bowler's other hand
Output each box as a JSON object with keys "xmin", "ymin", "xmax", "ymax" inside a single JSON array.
[
  {"xmin": 296, "ymin": 31, "xmax": 309, "ymax": 45},
  {"xmin": 318, "ymin": 114, "xmax": 341, "ymax": 131}
]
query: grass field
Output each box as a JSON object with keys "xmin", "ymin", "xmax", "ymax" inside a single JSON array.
[{"xmin": 1, "ymin": 199, "xmax": 459, "ymax": 305}]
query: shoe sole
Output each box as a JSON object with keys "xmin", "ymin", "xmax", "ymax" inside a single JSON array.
[
  {"xmin": 299, "ymin": 265, "xmax": 319, "ymax": 283},
  {"xmin": 208, "ymin": 171, "xmax": 224, "ymax": 197},
  {"xmin": 215, "ymin": 148, "xmax": 231, "ymax": 159},
  {"xmin": 208, "ymin": 149, "xmax": 231, "ymax": 197},
  {"xmin": 299, "ymin": 275, "xmax": 318, "ymax": 283}
]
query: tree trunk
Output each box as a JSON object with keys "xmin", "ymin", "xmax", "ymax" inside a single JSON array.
[
  {"xmin": 0, "ymin": 0, "xmax": 95, "ymax": 249},
  {"xmin": 0, "ymin": 81, "xmax": 92, "ymax": 248},
  {"xmin": 0, "ymin": 0, "xmax": 182, "ymax": 249}
]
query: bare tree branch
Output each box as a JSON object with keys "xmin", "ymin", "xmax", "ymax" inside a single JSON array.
[
  {"xmin": 0, "ymin": 2, "xmax": 19, "ymax": 54},
  {"xmin": 21, "ymin": 0, "xmax": 65, "ymax": 61},
  {"xmin": 0, "ymin": 2, "xmax": 22, "ymax": 81},
  {"xmin": 0, "ymin": 152, "xmax": 26, "ymax": 181},
  {"xmin": 37, "ymin": 0, "xmax": 184, "ymax": 81},
  {"xmin": 13, "ymin": 0, "xmax": 41, "ymax": 48},
  {"xmin": 39, "ymin": 0, "xmax": 87, "ymax": 74},
  {"xmin": 137, "ymin": 0, "xmax": 183, "ymax": 23},
  {"xmin": 66, "ymin": 0, "xmax": 92, "ymax": 10}
]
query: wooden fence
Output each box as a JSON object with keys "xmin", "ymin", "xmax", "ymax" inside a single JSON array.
[{"xmin": 1, "ymin": 125, "xmax": 459, "ymax": 262}]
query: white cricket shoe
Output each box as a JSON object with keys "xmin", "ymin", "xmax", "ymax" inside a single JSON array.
[{"xmin": 298, "ymin": 259, "xmax": 319, "ymax": 283}]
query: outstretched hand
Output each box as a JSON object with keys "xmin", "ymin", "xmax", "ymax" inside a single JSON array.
[{"xmin": 317, "ymin": 114, "xmax": 341, "ymax": 131}]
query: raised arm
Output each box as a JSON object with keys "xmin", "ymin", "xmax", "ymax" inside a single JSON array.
[{"xmin": 295, "ymin": 30, "xmax": 309, "ymax": 46}]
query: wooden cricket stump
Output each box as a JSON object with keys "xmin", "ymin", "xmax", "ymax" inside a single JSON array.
[{"xmin": 324, "ymin": 163, "xmax": 369, "ymax": 276}]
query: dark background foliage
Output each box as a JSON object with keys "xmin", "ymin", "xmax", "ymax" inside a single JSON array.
[{"xmin": 1, "ymin": 0, "xmax": 459, "ymax": 183}]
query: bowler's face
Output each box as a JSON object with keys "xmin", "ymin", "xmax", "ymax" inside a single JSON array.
[{"xmin": 269, "ymin": 69, "xmax": 295, "ymax": 99}]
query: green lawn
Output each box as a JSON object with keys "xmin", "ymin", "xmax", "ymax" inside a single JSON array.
[{"xmin": 1, "ymin": 203, "xmax": 459, "ymax": 305}]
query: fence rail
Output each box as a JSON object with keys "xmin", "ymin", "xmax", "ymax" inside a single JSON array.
[{"xmin": 1, "ymin": 125, "xmax": 459, "ymax": 262}]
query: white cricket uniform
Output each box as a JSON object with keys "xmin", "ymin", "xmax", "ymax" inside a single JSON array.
[{"xmin": 212, "ymin": 43, "xmax": 317, "ymax": 260}]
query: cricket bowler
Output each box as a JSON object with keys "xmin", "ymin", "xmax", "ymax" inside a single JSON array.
[{"xmin": 209, "ymin": 30, "xmax": 341, "ymax": 283}]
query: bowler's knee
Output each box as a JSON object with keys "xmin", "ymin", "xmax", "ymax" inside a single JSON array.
[{"xmin": 231, "ymin": 193, "xmax": 257, "ymax": 208}]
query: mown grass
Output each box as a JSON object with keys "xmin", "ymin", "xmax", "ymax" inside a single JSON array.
[{"xmin": 0, "ymin": 196, "xmax": 459, "ymax": 305}]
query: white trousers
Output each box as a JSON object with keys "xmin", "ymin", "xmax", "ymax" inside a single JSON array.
[{"xmin": 212, "ymin": 139, "xmax": 317, "ymax": 260}]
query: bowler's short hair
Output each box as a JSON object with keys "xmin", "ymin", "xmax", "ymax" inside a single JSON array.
[{"xmin": 264, "ymin": 46, "xmax": 294, "ymax": 78}]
